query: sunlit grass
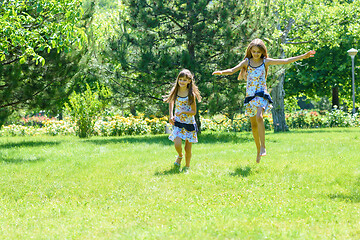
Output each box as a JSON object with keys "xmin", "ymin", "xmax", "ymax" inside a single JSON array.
[{"xmin": 0, "ymin": 128, "xmax": 359, "ymax": 239}]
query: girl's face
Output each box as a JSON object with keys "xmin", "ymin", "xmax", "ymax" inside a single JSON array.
[
  {"xmin": 178, "ymin": 77, "xmax": 191, "ymax": 88},
  {"xmin": 251, "ymin": 46, "xmax": 263, "ymax": 60}
]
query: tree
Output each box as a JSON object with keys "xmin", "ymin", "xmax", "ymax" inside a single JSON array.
[
  {"xmin": 0, "ymin": 0, "xmax": 86, "ymax": 65},
  {"xmin": 105, "ymin": 0, "xmax": 278, "ymax": 127},
  {"xmin": 0, "ymin": 49, "xmax": 84, "ymax": 118},
  {"xmin": 0, "ymin": 0, "xmax": 90, "ymax": 126},
  {"xmin": 285, "ymin": 37, "xmax": 359, "ymax": 110},
  {"xmin": 269, "ymin": 0, "xmax": 360, "ymax": 131}
]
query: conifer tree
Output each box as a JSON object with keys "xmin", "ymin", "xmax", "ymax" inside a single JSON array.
[{"xmin": 107, "ymin": 0, "xmax": 277, "ymax": 127}]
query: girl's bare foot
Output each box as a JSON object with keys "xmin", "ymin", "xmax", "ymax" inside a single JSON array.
[
  {"xmin": 256, "ymin": 154, "xmax": 261, "ymax": 163},
  {"xmin": 260, "ymin": 147, "xmax": 266, "ymax": 156}
]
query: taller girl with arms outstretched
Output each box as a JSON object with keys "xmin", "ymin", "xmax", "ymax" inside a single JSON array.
[{"xmin": 213, "ymin": 39, "xmax": 315, "ymax": 163}]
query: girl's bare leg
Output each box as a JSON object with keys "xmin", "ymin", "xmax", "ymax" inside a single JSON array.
[
  {"xmin": 250, "ymin": 116, "xmax": 261, "ymax": 163},
  {"xmin": 184, "ymin": 140, "xmax": 192, "ymax": 167},
  {"xmin": 256, "ymin": 107, "xmax": 266, "ymax": 156},
  {"xmin": 174, "ymin": 137, "xmax": 183, "ymax": 164}
]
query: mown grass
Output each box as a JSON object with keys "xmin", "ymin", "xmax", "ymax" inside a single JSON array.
[{"xmin": 0, "ymin": 128, "xmax": 359, "ymax": 239}]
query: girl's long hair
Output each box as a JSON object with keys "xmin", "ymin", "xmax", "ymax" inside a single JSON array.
[
  {"xmin": 238, "ymin": 38, "xmax": 269, "ymax": 80},
  {"xmin": 163, "ymin": 69, "xmax": 202, "ymax": 105}
]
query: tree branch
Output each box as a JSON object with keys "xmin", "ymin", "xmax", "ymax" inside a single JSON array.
[
  {"xmin": 0, "ymin": 84, "xmax": 9, "ymax": 89},
  {"xmin": 0, "ymin": 80, "xmax": 57, "ymax": 108},
  {"xmin": 1, "ymin": 57, "xmax": 20, "ymax": 65},
  {"xmin": 285, "ymin": 39, "xmax": 314, "ymax": 45},
  {"xmin": 145, "ymin": 2, "xmax": 186, "ymax": 32}
]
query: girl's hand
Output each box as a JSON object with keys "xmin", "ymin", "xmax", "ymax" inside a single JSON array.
[
  {"xmin": 169, "ymin": 117, "xmax": 175, "ymax": 125},
  {"xmin": 303, "ymin": 50, "xmax": 316, "ymax": 59},
  {"xmin": 212, "ymin": 71, "xmax": 222, "ymax": 75}
]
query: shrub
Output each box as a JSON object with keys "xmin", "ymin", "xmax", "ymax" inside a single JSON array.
[
  {"xmin": 145, "ymin": 116, "xmax": 167, "ymax": 135},
  {"xmin": 43, "ymin": 118, "xmax": 75, "ymax": 136},
  {"xmin": 326, "ymin": 107, "xmax": 357, "ymax": 127},
  {"xmin": 64, "ymin": 84, "xmax": 111, "ymax": 138}
]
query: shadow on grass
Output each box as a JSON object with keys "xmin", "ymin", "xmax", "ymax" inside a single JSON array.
[
  {"xmin": 230, "ymin": 165, "xmax": 253, "ymax": 177},
  {"xmin": 85, "ymin": 132, "xmax": 252, "ymax": 145},
  {"xmin": 276, "ymin": 128, "xmax": 360, "ymax": 135},
  {"xmin": 199, "ymin": 132, "xmax": 252, "ymax": 144},
  {"xmin": 0, "ymin": 141, "xmax": 60, "ymax": 149},
  {"xmin": 0, "ymin": 156, "xmax": 45, "ymax": 164},
  {"xmin": 329, "ymin": 192, "xmax": 360, "ymax": 203},
  {"xmin": 85, "ymin": 135, "xmax": 172, "ymax": 146},
  {"xmin": 154, "ymin": 166, "xmax": 182, "ymax": 176},
  {"xmin": 329, "ymin": 178, "xmax": 360, "ymax": 203}
]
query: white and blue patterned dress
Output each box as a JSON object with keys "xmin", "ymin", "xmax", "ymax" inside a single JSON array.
[
  {"xmin": 168, "ymin": 96, "xmax": 198, "ymax": 143},
  {"xmin": 244, "ymin": 58, "xmax": 273, "ymax": 117}
]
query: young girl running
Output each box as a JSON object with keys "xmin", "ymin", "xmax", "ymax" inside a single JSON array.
[
  {"xmin": 212, "ymin": 38, "xmax": 315, "ymax": 163},
  {"xmin": 164, "ymin": 69, "xmax": 202, "ymax": 173}
]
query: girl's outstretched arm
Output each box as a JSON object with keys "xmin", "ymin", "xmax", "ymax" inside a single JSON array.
[
  {"xmin": 212, "ymin": 59, "xmax": 248, "ymax": 75},
  {"xmin": 266, "ymin": 50, "xmax": 316, "ymax": 66}
]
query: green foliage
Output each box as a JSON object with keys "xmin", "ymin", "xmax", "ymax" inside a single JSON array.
[
  {"xmin": 95, "ymin": 115, "xmax": 153, "ymax": 136},
  {"xmin": 64, "ymin": 83, "xmax": 111, "ymax": 138},
  {"xmin": 285, "ymin": 40, "xmax": 360, "ymax": 108},
  {"xmin": 286, "ymin": 110, "xmax": 324, "ymax": 129},
  {"xmin": 272, "ymin": 0, "xmax": 360, "ymax": 100},
  {"xmin": 285, "ymin": 109, "xmax": 359, "ymax": 128},
  {"xmin": 0, "ymin": 49, "xmax": 85, "ymax": 118},
  {"xmin": 0, "ymin": 107, "xmax": 12, "ymax": 127},
  {"xmin": 0, "ymin": 0, "xmax": 95, "ymax": 127},
  {"xmin": 326, "ymin": 106, "xmax": 357, "ymax": 128},
  {"xmin": 284, "ymin": 96, "xmax": 299, "ymax": 113},
  {"xmin": 272, "ymin": 0, "xmax": 360, "ymax": 53},
  {"xmin": 145, "ymin": 117, "xmax": 167, "ymax": 135},
  {"xmin": 267, "ymin": 0, "xmax": 360, "ymax": 131},
  {"xmin": 312, "ymin": 96, "xmax": 332, "ymax": 111},
  {"xmin": 0, "ymin": 0, "xmax": 86, "ymax": 65}
]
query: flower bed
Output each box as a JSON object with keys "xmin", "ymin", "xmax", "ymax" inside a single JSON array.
[
  {"xmin": 0, "ymin": 115, "xmax": 168, "ymax": 137},
  {"xmin": 285, "ymin": 109, "xmax": 359, "ymax": 128},
  {"xmin": 1, "ymin": 110, "xmax": 359, "ymax": 137}
]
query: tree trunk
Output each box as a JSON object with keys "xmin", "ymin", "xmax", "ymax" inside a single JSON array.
[
  {"xmin": 332, "ymin": 86, "xmax": 339, "ymax": 108},
  {"xmin": 271, "ymin": 17, "xmax": 294, "ymax": 132},
  {"xmin": 130, "ymin": 104, "xmax": 136, "ymax": 116},
  {"xmin": 271, "ymin": 73, "xmax": 289, "ymax": 132}
]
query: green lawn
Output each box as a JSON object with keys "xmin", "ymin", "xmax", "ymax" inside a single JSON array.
[{"xmin": 0, "ymin": 128, "xmax": 359, "ymax": 239}]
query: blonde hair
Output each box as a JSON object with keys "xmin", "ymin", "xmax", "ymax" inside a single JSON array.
[
  {"xmin": 238, "ymin": 38, "xmax": 269, "ymax": 80},
  {"xmin": 164, "ymin": 69, "xmax": 201, "ymax": 105}
]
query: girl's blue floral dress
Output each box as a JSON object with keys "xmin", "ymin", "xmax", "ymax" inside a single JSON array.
[
  {"xmin": 244, "ymin": 58, "xmax": 273, "ymax": 117},
  {"xmin": 169, "ymin": 96, "xmax": 198, "ymax": 143}
]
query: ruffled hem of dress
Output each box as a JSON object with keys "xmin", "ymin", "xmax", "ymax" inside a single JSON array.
[
  {"xmin": 244, "ymin": 97, "xmax": 273, "ymax": 117},
  {"xmin": 168, "ymin": 126, "xmax": 198, "ymax": 143}
]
